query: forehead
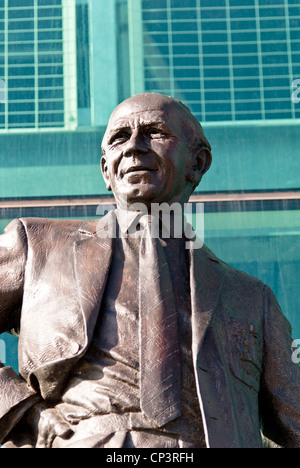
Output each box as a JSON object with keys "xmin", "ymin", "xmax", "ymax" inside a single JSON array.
[{"xmin": 107, "ymin": 99, "xmax": 185, "ymax": 132}]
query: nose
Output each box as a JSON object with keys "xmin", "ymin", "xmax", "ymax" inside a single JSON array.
[{"xmin": 123, "ymin": 129, "xmax": 148, "ymax": 157}]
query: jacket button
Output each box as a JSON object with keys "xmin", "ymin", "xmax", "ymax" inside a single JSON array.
[{"xmin": 70, "ymin": 342, "xmax": 80, "ymax": 355}]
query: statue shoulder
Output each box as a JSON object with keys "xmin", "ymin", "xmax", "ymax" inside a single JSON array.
[
  {"xmin": 18, "ymin": 213, "xmax": 117, "ymax": 243},
  {"xmin": 18, "ymin": 217, "xmax": 98, "ymax": 242},
  {"xmin": 200, "ymin": 242, "xmax": 265, "ymax": 302}
]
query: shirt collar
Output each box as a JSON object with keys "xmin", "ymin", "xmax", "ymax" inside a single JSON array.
[
  {"xmin": 115, "ymin": 208, "xmax": 144, "ymax": 236},
  {"xmin": 115, "ymin": 208, "xmax": 188, "ymax": 240}
]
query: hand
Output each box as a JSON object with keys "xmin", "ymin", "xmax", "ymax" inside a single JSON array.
[{"xmin": 25, "ymin": 402, "xmax": 74, "ymax": 448}]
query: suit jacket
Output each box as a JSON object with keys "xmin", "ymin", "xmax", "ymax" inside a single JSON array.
[{"xmin": 0, "ymin": 211, "xmax": 300, "ymax": 448}]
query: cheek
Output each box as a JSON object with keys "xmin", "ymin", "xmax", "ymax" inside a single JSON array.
[
  {"xmin": 105, "ymin": 153, "xmax": 121, "ymax": 178},
  {"xmin": 151, "ymin": 141, "xmax": 180, "ymax": 168},
  {"xmin": 159, "ymin": 143, "xmax": 189, "ymax": 175}
]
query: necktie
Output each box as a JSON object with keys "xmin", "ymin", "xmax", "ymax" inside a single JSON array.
[{"xmin": 138, "ymin": 214, "xmax": 181, "ymax": 427}]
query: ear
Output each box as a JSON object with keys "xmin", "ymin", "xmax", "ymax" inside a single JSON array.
[
  {"xmin": 188, "ymin": 148, "xmax": 212, "ymax": 186},
  {"xmin": 100, "ymin": 155, "xmax": 112, "ymax": 192}
]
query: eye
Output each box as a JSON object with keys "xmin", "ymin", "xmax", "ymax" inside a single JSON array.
[
  {"xmin": 144, "ymin": 127, "xmax": 168, "ymax": 139},
  {"xmin": 109, "ymin": 130, "xmax": 131, "ymax": 146}
]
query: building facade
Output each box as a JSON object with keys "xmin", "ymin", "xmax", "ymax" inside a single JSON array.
[
  {"xmin": 0, "ymin": 0, "xmax": 77, "ymax": 130},
  {"xmin": 139, "ymin": 0, "xmax": 300, "ymax": 121},
  {"xmin": 2, "ymin": 0, "xmax": 299, "ymax": 129}
]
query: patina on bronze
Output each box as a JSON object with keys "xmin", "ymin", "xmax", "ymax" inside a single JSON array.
[{"xmin": 0, "ymin": 93, "xmax": 300, "ymax": 448}]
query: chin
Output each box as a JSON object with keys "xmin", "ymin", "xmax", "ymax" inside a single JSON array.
[{"xmin": 120, "ymin": 185, "xmax": 165, "ymax": 208}]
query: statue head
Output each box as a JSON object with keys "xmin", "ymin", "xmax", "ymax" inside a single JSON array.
[{"xmin": 101, "ymin": 92, "xmax": 212, "ymax": 210}]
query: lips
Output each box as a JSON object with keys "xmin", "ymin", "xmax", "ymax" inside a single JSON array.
[{"xmin": 123, "ymin": 165, "xmax": 158, "ymax": 176}]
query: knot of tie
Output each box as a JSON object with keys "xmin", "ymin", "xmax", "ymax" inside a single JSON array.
[{"xmin": 137, "ymin": 213, "xmax": 160, "ymax": 238}]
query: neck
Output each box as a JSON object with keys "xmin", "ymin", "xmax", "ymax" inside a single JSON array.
[{"xmin": 116, "ymin": 204, "xmax": 187, "ymax": 240}]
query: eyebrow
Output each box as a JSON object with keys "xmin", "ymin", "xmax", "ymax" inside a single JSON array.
[{"xmin": 107, "ymin": 121, "xmax": 172, "ymax": 139}]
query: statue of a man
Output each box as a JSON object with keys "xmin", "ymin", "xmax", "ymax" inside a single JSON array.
[{"xmin": 0, "ymin": 93, "xmax": 299, "ymax": 448}]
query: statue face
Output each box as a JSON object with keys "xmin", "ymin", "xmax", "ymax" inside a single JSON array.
[{"xmin": 101, "ymin": 94, "xmax": 195, "ymax": 209}]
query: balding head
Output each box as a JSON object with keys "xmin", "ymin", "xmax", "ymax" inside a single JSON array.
[{"xmin": 101, "ymin": 93, "xmax": 212, "ymax": 209}]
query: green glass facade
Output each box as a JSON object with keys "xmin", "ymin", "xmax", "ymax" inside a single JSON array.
[
  {"xmin": 141, "ymin": 0, "xmax": 300, "ymax": 121},
  {"xmin": 0, "ymin": 0, "xmax": 299, "ymax": 372},
  {"xmin": 0, "ymin": 0, "xmax": 77, "ymax": 130}
]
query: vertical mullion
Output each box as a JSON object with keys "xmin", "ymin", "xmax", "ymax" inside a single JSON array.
[
  {"xmin": 4, "ymin": 0, "xmax": 8, "ymax": 130},
  {"xmin": 63, "ymin": 0, "xmax": 78, "ymax": 129},
  {"xmin": 166, "ymin": 0, "xmax": 174, "ymax": 97},
  {"xmin": 34, "ymin": 0, "xmax": 39, "ymax": 129},
  {"xmin": 254, "ymin": 0, "xmax": 265, "ymax": 120},
  {"xmin": 128, "ymin": 0, "xmax": 145, "ymax": 95},
  {"xmin": 88, "ymin": 0, "xmax": 95, "ymax": 125},
  {"xmin": 196, "ymin": 0, "xmax": 205, "ymax": 122},
  {"xmin": 283, "ymin": 0, "xmax": 295, "ymax": 119},
  {"xmin": 225, "ymin": 0, "xmax": 235, "ymax": 121}
]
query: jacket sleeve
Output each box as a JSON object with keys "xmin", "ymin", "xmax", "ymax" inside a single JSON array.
[
  {"xmin": 259, "ymin": 285, "xmax": 300, "ymax": 448},
  {"xmin": 0, "ymin": 219, "xmax": 27, "ymax": 333},
  {"xmin": 0, "ymin": 219, "xmax": 39, "ymax": 443}
]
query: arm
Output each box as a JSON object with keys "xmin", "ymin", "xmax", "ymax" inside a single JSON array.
[
  {"xmin": 259, "ymin": 285, "xmax": 300, "ymax": 448},
  {"xmin": 0, "ymin": 219, "xmax": 27, "ymax": 333},
  {"xmin": 0, "ymin": 219, "xmax": 39, "ymax": 442},
  {"xmin": 0, "ymin": 219, "xmax": 73, "ymax": 447}
]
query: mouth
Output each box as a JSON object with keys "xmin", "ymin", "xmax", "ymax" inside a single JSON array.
[{"xmin": 123, "ymin": 165, "xmax": 158, "ymax": 176}]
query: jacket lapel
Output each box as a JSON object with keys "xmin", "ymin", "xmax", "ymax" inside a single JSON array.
[
  {"xmin": 189, "ymin": 241, "xmax": 233, "ymax": 448},
  {"xmin": 189, "ymin": 241, "xmax": 224, "ymax": 356},
  {"xmin": 189, "ymin": 242, "xmax": 250, "ymax": 448},
  {"xmin": 74, "ymin": 211, "xmax": 115, "ymax": 349}
]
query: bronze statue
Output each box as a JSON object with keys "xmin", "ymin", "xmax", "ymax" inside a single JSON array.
[{"xmin": 0, "ymin": 93, "xmax": 299, "ymax": 448}]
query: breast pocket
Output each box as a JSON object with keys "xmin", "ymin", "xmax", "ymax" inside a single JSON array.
[{"xmin": 221, "ymin": 317, "xmax": 262, "ymax": 392}]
